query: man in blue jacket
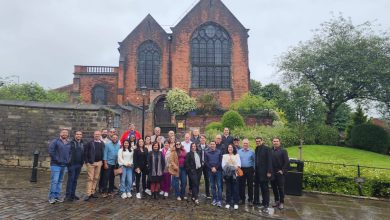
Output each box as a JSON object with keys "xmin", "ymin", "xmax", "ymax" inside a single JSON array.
[
  {"xmin": 48, "ymin": 129, "xmax": 71, "ymax": 204},
  {"xmin": 205, "ymin": 141, "xmax": 222, "ymax": 207}
]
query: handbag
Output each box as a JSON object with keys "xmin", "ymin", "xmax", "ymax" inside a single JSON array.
[
  {"xmin": 114, "ymin": 167, "xmax": 123, "ymax": 176},
  {"xmin": 236, "ymin": 167, "xmax": 244, "ymax": 177}
]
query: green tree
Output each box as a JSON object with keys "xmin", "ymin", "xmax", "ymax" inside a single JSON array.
[
  {"xmin": 277, "ymin": 15, "xmax": 390, "ymax": 125},
  {"xmin": 221, "ymin": 110, "xmax": 245, "ymax": 129},
  {"xmin": 196, "ymin": 92, "xmax": 221, "ymax": 115},
  {"xmin": 250, "ymin": 79, "xmax": 262, "ymax": 96},
  {"xmin": 333, "ymin": 103, "xmax": 353, "ymax": 131},
  {"xmin": 0, "ymin": 82, "xmax": 69, "ymax": 103},
  {"xmin": 346, "ymin": 105, "xmax": 368, "ymax": 141},
  {"xmin": 166, "ymin": 88, "xmax": 197, "ymax": 116}
]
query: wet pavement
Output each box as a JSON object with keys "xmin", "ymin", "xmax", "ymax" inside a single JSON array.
[{"xmin": 0, "ymin": 166, "xmax": 389, "ymax": 220}]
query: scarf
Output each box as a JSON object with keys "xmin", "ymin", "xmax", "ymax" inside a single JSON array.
[{"xmin": 152, "ymin": 151, "xmax": 162, "ymax": 177}]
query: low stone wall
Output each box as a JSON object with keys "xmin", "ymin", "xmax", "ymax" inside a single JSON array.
[{"xmin": 0, "ymin": 100, "xmax": 141, "ymax": 168}]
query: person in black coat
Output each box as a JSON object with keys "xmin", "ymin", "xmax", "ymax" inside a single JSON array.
[
  {"xmin": 65, "ymin": 131, "xmax": 84, "ymax": 201},
  {"xmin": 133, "ymin": 139, "xmax": 149, "ymax": 198},
  {"xmin": 221, "ymin": 127, "xmax": 234, "ymax": 147},
  {"xmin": 147, "ymin": 142, "xmax": 165, "ymax": 199},
  {"xmin": 253, "ymin": 137, "xmax": 273, "ymax": 212},
  {"xmin": 270, "ymin": 137, "xmax": 289, "ymax": 210},
  {"xmin": 185, "ymin": 143, "xmax": 203, "ymax": 204}
]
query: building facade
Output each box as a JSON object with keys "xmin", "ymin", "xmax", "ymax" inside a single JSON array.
[{"xmin": 60, "ymin": 0, "xmax": 250, "ymax": 134}]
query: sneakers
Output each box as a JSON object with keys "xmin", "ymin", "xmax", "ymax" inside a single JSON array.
[
  {"xmin": 48, "ymin": 198, "xmax": 56, "ymax": 204},
  {"xmin": 126, "ymin": 192, "xmax": 132, "ymax": 198},
  {"xmin": 183, "ymin": 196, "xmax": 188, "ymax": 200},
  {"xmin": 136, "ymin": 193, "xmax": 141, "ymax": 199},
  {"xmin": 102, "ymin": 193, "xmax": 108, "ymax": 198},
  {"xmin": 145, "ymin": 189, "xmax": 152, "ymax": 196},
  {"xmin": 121, "ymin": 193, "xmax": 127, "ymax": 199},
  {"xmin": 206, "ymin": 195, "xmax": 212, "ymax": 199},
  {"xmin": 164, "ymin": 192, "xmax": 169, "ymax": 197},
  {"xmin": 234, "ymin": 205, "xmax": 238, "ymax": 210},
  {"xmin": 212, "ymin": 200, "xmax": 217, "ymax": 206},
  {"xmin": 278, "ymin": 203, "xmax": 284, "ymax": 210},
  {"xmin": 225, "ymin": 204, "xmax": 230, "ymax": 209},
  {"xmin": 177, "ymin": 197, "xmax": 182, "ymax": 201},
  {"xmin": 217, "ymin": 201, "xmax": 222, "ymax": 207},
  {"xmin": 195, "ymin": 200, "xmax": 199, "ymax": 205},
  {"xmin": 91, "ymin": 194, "xmax": 98, "ymax": 198},
  {"xmin": 159, "ymin": 191, "xmax": 164, "ymax": 196},
  {"xmin": 55, "ymin": 197, "xmax": 64, "ymax": 203},
  {"xmin": 272, "ymin": 201, "xmax": 280, "ymax": 207}
]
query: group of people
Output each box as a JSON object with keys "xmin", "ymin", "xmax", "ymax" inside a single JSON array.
[{"xmin": 48, "ymin": 124, "xmax": 289, "ymax": 213}]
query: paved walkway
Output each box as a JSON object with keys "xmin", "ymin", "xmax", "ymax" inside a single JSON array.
[{"xmin": 0, "ymin": 166, "xmax": 389, "ymax": 220}]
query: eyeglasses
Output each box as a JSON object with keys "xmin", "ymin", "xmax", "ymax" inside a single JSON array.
[{"xmin": 176, "ymin": 143, "xmax": 181, "ymax": 145}]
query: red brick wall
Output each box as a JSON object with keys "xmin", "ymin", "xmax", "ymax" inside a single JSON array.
[{"xmin": 77, "ymin": 74, "xmax": 118, "ymax": 105}]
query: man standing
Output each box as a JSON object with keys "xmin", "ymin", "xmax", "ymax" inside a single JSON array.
[
  {"xmin": 84, "ymin": 130, "xmax": 105, "ymax": 201},
  {"xmin": 48, "ymin": 129, "xmax": 71, "ymax": 204},
  {"xmin": 191, "ymin": 128, "xmax": 201, "ymax": 145},
  {"xmin": 181, "ymin": 133, "xmax": 192, "ymax": 153},
  {"xmin": 215, "ymin": 134, "xmax": 226, "ymax": 154},
  {"xmin": 102, "ymin": 134, "xmax": 121, "ymax": 197},
  {"xmin": 151, "ymin": 127, "xmax": 165, "ymax": 143},
  {"xmin": 253, "ymin": 137, "xmax": 273, "ymax": 212},
  {"xmin": 101, "ymin": 129, "xmax": 110, "ymax": 143},
  {"xmin": 120, "ymin": 123, "xmax": 141, "ymax": 144},
  {"xmin": 237, "ymin": 139, "xmax": 255, "ymax": 205},
  {"xmin": 65, "ymin": 130, "xmax": 84, "ymax": 202},
  {"xmin": 221, "ymin": 127, "xmax": 233, "ymax": 147},
  {"xmin": 233, "ymin": 137, "xmax": 242, "ymax": 151},
  {"xmin": 270, "ymin": 137, "xmax": 289, "ymax": 210},
  {"xmin": 205, "ymin": 141, "xmax": 223, "ymax": 207},
  {"xmin": 99, "ymin": 128, "xmax": 110, "ymax": 192},
  {"xmin": 108, "ymin": 128, "xmax": 117, "ymax": 139},
  {"xmin": 197, "ymin": 135, "xmax": 210, "ymax": 199}
]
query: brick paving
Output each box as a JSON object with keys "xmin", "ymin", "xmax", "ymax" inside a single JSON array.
[{"xmin": 1, "ymin": 166, "xmax": 389, "ymax": 220}]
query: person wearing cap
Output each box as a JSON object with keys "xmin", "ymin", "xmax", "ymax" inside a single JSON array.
[{"xmin": 233, "ymin": 137, "xmax": 242, "ymax": 151}]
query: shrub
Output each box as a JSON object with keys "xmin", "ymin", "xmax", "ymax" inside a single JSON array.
[
  {"xmin": 314, "ymin": 124, "xmax": 340, "ymax": 145},
  {"xmin": 221, "ymin": 110, "xmax": 245, "ymax": 129},
  {"xmin": 166, "ymin": 88, "xmax": 197, "ymax": 116},
  {"xmin": 205, "ymin": 122, "xmax": 223, "ymax": 132},
  {"xmin": 196, "ymin": 92, "xmax": 221, "ymax": 115},
  {"xmin": 350, "ymin": 124, "xmax": 390, "ymax": 154}
]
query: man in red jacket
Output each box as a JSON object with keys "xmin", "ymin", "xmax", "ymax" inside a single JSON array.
[{"xmin": 120, "ymin": 123, "xmax": 141, "ymax": 145}]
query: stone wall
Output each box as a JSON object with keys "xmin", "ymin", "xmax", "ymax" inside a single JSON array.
[{"xmin": 0, "ymin": 100, "xmax": 141, "ymax": 168}]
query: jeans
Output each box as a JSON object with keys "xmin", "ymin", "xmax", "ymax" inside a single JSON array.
[
  {"xmin": 65, "ymin": 165, "xmax": 81, "ymax": 199},
  {"xmin": 172, "ymin": 167, "xmax": 187, "ymax": 198},
  {"xmin": 48, "ymin": 165, "xmax": 67, "ymax": 199},
  {"xmin": 102, "ymin": 164, "xmax": 116, "ymax": 193},
  {"xmin": 225, "ymin": 177, "xmax": 239, "ymax": 205},
  {"xmin": 271, "ymin": 173, "xmax": 285, "ymax": 203},
  {"xmin": 209, "ymin": 170, "xmax": 222, "ymax": 202},
  {"xmin": 120, "ymin": 167, "xmax": 133, "ymax": 193},
  {"xmin": 239, "ymin": 167, "xmax": 254, "ymax": 202}
]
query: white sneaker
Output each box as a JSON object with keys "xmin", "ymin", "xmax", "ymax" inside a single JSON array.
[
  {"xmin": 145, "ymin": 189, "xmax": 152, "ymax": 196},
  {"xmin": 183, "ymin": 196, "xmax": 187, "ymax": 200},
  {"xmin": 234, "ymin": 205, "xmax": 238, "ymax": 210},
  {"xmin": 164, "ymin": 192, "xmax": 168, "ymax": 197},
  {"xmin": 159, "ymin": 191, "xmax": 164, "ymax": 196},
  {"xmin": 136, "ymin": 193, "xmax": 141, "ymax": 199},
  {"xmin": 121, "ymin": 193, "xmax": 127, "ymax": 199},
  {"xmin": 177, "ymin": 197, "xmax": 182, "ymax": 201},
  {"xmin": 127, "ymin": 192, "xmax": 132, "ymax": 198},
  {"xmin": 225, "ymin": 204, "xmax": 230, "ymax": 209}
]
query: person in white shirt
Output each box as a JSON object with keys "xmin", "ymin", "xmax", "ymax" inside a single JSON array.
[
  {"xmin": 222, "ymin": 144, "xmax": 241, "ymax": 210},
  {"xmin": 181, "ymin": 133, "xmax": 192, "ymax": 153},
  {"xmin": 118, "ymin": 140, "xmax": 134, "ymax": 199}
]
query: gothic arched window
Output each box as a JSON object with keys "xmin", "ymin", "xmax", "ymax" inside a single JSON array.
[
  {"xmin": 92, "ymin": 85, "xmax": 106, "ymax": 105},
  {"xmin": 137, "ymin": 40, "xmax": 161, "ymax": 89},
  {"xmin": 191, "ymin": 23, "xmax": 231, "ymax": 88}
]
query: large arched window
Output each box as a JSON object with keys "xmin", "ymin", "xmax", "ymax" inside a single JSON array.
[
  {"xmin": 92, "ymin": 85, "xmax": 106, "ymax": 105},
  {"xmin": 137, "ymin": 40, "xmax": 161, "ymax": 88},
  {"xmin": 191, "ymin": 23, "xmax": 231, "ymax": 88}
]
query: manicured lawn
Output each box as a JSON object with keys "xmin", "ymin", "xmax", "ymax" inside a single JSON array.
[{"xmin": 287, "ymin": 145, "xmax": 390, "ymax": 168}]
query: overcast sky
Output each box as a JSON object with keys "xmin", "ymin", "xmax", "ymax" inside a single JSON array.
[{"xmin": 0, "ymin": 0, "xmax": 389, "ymax": 89}]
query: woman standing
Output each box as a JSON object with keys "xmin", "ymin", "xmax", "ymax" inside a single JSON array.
[
  {"xmin": 222, "ymin": 144, "xmax": 241, "ymax": 210},
  {"xmin": 168, "ymin": 135, "xmax": 176, "ymax": 149},
  {"xmin": 134, "ymin": 139, "xmax": 148, "ymax": 199},
  {"xmin": 171, "ymin": 142, "xmax": 187, "ymax": 200},
  {"xmin": 118, "ymin": 140, "xmax": 134, "ymax": 199},
  {"xmin": 145, "ymin": 136, "xmax": 153, "ymax": 152},
  {"xmin": 160, "ymin": 141, "xmax": 172, "ymax": 198},
  {"xmin": 148, "ymin": 142, "xmax": 165, "ymax": 199},
  {"xmin": 185, "ymin": 143, "xmax": 202, "ymax": 205}
]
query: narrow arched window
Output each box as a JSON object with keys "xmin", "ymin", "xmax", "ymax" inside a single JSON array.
[
  {"xmin": 137, "ymin": 40, "xmax": 161, "ymax": 89},
  {"xmin": 191, "ymin": 23, "xmax": 231, "ymax": 88},
  {"xmin": 92, "ymin": 85, "xmax": 106, "ymax": 104}
]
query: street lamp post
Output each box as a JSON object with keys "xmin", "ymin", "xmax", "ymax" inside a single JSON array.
[{"xmin": 141, "ymin": 86, "xmax": 147, "ymax": 140}]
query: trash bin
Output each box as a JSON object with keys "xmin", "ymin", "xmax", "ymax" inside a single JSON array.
[{"xmin": 285, "ymin": 159, "xmax": 304, "ymax": 196}]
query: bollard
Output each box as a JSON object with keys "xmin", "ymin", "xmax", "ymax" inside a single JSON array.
[{"xmin": 30, "ymin": 150, "xmax": 40, "ymax": 182}]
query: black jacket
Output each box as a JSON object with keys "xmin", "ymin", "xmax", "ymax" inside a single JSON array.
[
  {"xmin": 221, "ymin": 135, "xmax": 234, "ymax": 147},
  {"xmin": 197, "ymin": 144, "xmax": 209, "ymax": 165},
  {"xmin": 254, "ymin": 144, "xmax": 273, "ymax": 182},
  {"xmin": 271, "ymin": 147, "xmax": 289, "ymax": 174},
  {"xmin": 134, "ymin": 148, "xmax": 148, "ymax": 171},
  {"xmin": 69, "ymin": 139, "xmax": 84, "ymax": 166},
  {"xmin": 185, "ymin": 150, "xmax": 202, "ymax": 175},
  {"xmin": 84, "ymin": 141, "xmax": 105, "ymax": 164}
]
